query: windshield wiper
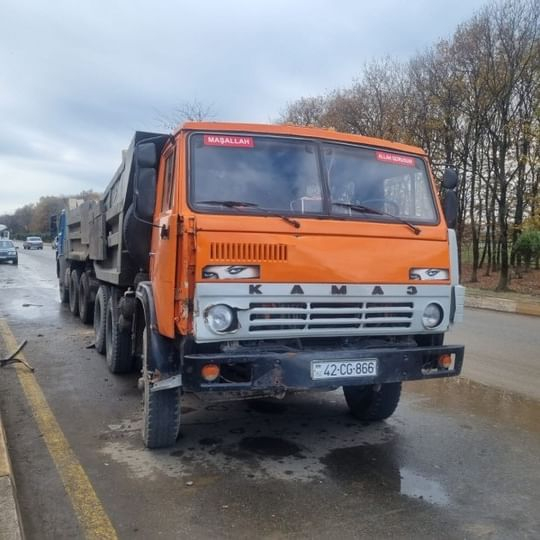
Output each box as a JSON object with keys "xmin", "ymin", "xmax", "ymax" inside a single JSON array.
[
  {"xmin": 197, "ymin": 200, "xmax": 300, "ymax": 229},
  {"xmin": 198, "ymin": 200, "xmax": 259, "ymax": 208},
  {"xmin": 332, "ymin": 202, "xmax": 421, "ymax": 235}
]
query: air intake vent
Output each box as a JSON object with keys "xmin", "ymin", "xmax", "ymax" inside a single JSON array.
[{"xmin": 210, "ymin": 243, "xmax": 288, "ymax": 262}]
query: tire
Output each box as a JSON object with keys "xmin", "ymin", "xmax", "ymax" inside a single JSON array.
[
  {"xmin": 68, "ymin": 269, "xmax": 81, "ymax": 316},
  {"xmin": 343, "ymin": 382, "xmax": 401, "ymax": 421},
  {"xmin": 105, "ymin": 291, "xmax": 133, "ymax": 373},
  {"xmin": 58, "ymin": 268, "xmax": 71, "ymax": 304},
  {"xmin": 59, "ymin": 278, "xmax": 68, "ymax": 303},
  {"xmin": 13, "ymin": 258, "xmax": 18, "ymax": 266},
  {"xmin": 78, "ymin": 272, "xmax": 93, "ymax": 324},
  {"xmin": 142, "ymin": 328, "xmax": 181, "ymax": 449},
  {"xmin": 94, "ymin": 286, "xmax": 109, "ymax": 354}
]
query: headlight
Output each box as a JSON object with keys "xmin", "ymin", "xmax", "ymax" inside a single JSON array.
[
  {"xmin": 8, "ymin": 251, "xmax": 16, "ymax": 256},
  {"xmin": 206, "ymin": 304, "xmax": 236, "ymax": 333},
  {"xmin": 422, "ymin": 303, "xmax": 443, "ymax": 328}
]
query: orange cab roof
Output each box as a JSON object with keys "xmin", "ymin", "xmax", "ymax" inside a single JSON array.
[{"xmin": 177, "ymin": 121, "xmax": 426, "ymax": 157}]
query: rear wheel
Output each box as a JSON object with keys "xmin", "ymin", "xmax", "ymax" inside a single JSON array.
[
  {"xmin": 142, "ymin": 328, "xmax": 181, "ymax": 449},
  {"xmin": 343, "ymin": 382, "xmax": 401, "ymax": 421},
  {"xmin": 68, "ymin": 269, "xmax": 80, "ymax": 316},
  {"xmin": 59, "ymin": 267, "xmax": 70, "ymax": 304},
  {"xmin": 105, "ymin": 291, "xmax": 133, "ymax": 373},
  {"xmin": 59, "ymin": 278, "xmax": 68, "ymax": 303},
  {"xmin": 78, "ymin": 272, "xmax": 93, "ymax": 324},
  {"xmin": 93, "ymin": 285, "xmax": 109, "ymax": 354}
]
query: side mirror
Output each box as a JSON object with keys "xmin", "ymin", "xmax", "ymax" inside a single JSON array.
[
  {"xmin": 443, "ymin": 190, "xmax": 458, "ymax": 229},
  {"xmin": 133, "ymin": 143, "xmax": 157, "ymax": 222},
  {"xmin": 442, "ymin": 167, "xmax": 458, "ymax": 189},
  {"xmin": 136, "ymin": 142, "xmax": 157, "ymax": 168},
  {"xmin": 441, "ymin": 167, "xmax": 459, "ymax": 228},
  {"xmin": 49, "ymin": 215, "xmax": 57, "ymax": 235},
  {"xmin": 134, "ymin": 169, "xmax": 157, "ymax": 222}
]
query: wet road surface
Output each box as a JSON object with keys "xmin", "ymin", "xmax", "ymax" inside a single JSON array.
[{"xmin": 0, "ymin": 246, "xmax": 539, "ymax": 539}]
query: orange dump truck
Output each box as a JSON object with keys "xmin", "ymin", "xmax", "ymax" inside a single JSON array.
[{"xmin": 57, "ymin": 122, "xmax": 465, "ymax": 448}]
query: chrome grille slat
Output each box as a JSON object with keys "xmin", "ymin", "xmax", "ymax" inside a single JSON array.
[{"xmin": 247, "ymin": 300, "xmax": 414, "ymax": 333}]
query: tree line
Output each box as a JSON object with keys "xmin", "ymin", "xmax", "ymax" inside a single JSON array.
[
  {"xmin": 0, "ymin": 191, "xmax": 100, "ymax": 241},
  {"xmin": 280, "ymin": 0, "xmax": 540, "ymax": 290}
]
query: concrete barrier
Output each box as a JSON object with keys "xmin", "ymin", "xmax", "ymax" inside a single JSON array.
[{"xmin": 465, "ymin": 291, "xmax": 540, "ymax": 317}]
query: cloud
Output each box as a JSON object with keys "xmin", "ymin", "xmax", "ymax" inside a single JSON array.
[{"xmin": 0, "ymin": 0, "xmax": 487, "ymax": 214}]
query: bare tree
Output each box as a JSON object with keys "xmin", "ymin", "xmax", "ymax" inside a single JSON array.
[
  {"xmin": 278, "ymin": 96, "xmax": 327, "ymax": 126},
  {"xmin": 157, "ymin": 99, "xmax": 217, "ymax": 131}
]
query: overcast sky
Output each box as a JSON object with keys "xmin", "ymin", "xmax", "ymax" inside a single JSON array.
[{"xmin": 0, "ymin": 0, "xmax": 488, "ymax": 214}]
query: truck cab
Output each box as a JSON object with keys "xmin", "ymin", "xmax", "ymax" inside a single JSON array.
[{"xmin": 58, "ymin": 122, "xmax": 465, "ymax": 448}]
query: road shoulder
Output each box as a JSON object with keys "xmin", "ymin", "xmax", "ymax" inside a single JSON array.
[{"xmin": 0, "ymin": 411, "xmax": 23, "ymax": 540}]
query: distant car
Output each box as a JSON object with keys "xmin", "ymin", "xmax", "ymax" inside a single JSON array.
[
  {"xmin": 0, "ymin": 239, "xmax": 18, "ymax": 265},
  {"xmin": 23, "ymin": 236, "xmax": 43, "ymax": 250}
]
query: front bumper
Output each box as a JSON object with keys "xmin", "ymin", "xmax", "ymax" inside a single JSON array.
[{"xmin": 183, "ymin": 344, "xmax": 464, "ymax": 395}]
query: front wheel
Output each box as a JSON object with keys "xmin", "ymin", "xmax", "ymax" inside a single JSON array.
[
  {"xmin": 142, "ymin": 328, "xmax": 181, "ymax": 449},
  {"xmin": 343, "ymin": 382, "xmax": 401, "ymax": 421}
]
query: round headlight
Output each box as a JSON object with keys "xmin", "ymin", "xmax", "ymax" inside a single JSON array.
[
  {"xmin": 206, "ymin": 304, "xmax": 235, "ymax": 333},
  {"xmin": 422, "ymin": 303, "xmax": 443, "ymax": 328}
]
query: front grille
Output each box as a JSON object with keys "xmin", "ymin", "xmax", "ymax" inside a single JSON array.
[{"xmin": 248, "ymin": 301, "xmax": 414, "ymax": 333}]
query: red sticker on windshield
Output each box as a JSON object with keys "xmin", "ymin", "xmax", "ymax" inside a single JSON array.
[
  {"xmin": 376, "ymin": 151, "xmax": 415, "ymax": 167},
  {"xmin": 204, "ymin": 135, "xmax": 254, "ymax": 148}
]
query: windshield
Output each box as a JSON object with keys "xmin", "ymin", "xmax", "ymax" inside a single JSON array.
[
  {"xmin": 190, "ymin": 134, "xmax": 323, "ymax": 214},
  {"xmin": 189, "ymin": 134, "xmax": 438, "ymax": 224},
  {"xmin": 323, "ymin": 143, "xmax": 437, "ymax": 222},
  {"xmin": 27, "ymin": 237, "xmax": 42, "ymax": 241},
  {"xmin": 0, "ymin": 240, "xmax": 14, "ymax": 248}
]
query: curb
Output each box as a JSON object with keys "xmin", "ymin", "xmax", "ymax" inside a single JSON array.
[
  {"xmin": 465, "ymin": 293, "xmax": 540, "ymax": 317},
  {"xmin": 0, "ymin": 411, "xmax": 23, "ymax": 540}
]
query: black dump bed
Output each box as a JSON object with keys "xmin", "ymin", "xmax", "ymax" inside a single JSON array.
[{"xmin": 64, "ymin": 131, "xmax": 169, "ymax": 286}]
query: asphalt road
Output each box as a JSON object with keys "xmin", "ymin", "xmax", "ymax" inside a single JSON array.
[{"xmin": 0, "ymin": 245, "xmax": 539, "ymax": 540}]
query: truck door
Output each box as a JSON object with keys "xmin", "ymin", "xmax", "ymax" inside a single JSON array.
[{"xmin": 150, "ymin": 145, "xmax": 177, "ymax": 338}]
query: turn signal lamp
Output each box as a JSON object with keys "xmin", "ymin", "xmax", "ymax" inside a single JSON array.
[
  {"xmin": 202, "ymin": 363, "xmax": 221, "ymax": 382},
  {"xmin": 438, "ymin": 354, "xmax": 452, "ymax": 369}
]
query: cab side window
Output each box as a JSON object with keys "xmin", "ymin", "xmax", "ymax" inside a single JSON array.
[{"xmin": 161, "ymin": 151, "xmax": 176, "ymax": 212}]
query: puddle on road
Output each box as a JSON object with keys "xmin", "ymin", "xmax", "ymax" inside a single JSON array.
[
  {"xmin": 321, "ymin": 442, "xmax": 449, "ymax": 506},
  {"xmin": 100, "ymin": 405, "xmax": 394, "ymax": 483},
  {"xmin": 406, "ymin": 377, "xmax": 540, "ymax": 435},
  {"xmin": 399, "ymin": 467, "xmax": 449, "ymax": 506},
  {"xmin": 239, "ymin": 436, "xmax": 302, "ymax": 458}
]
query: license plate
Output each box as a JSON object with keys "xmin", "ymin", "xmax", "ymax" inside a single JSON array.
[{"xmin": 311, "ymin": 359, "xmax": 378, "ymax": 380}]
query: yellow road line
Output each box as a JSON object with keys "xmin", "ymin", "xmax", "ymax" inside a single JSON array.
[{"xmin": 0, "ymin": 319, "xmax": 117, "ymax": 540}]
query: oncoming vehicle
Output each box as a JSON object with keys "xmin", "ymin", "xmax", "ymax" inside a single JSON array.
[
  {"xmin": 56, "ymin": 122, "xmax": 465, "ymax": 449},
  {"xmin": 23, "ymin": 236, "xmax": 43, "ymax": 250},
  {"xmin": 0, "ymin": 239, "xmax": 18, "ymax": 265}
]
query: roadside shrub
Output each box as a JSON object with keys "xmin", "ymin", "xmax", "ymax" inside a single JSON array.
[{"xmin": 514, "ymin": 230, "xmax": 540, "ymax": 270}]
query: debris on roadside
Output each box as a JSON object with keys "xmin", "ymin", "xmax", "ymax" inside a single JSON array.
[{"xmin": 0, "ymin": 339, "xmax": 34, "ymax": 372}]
